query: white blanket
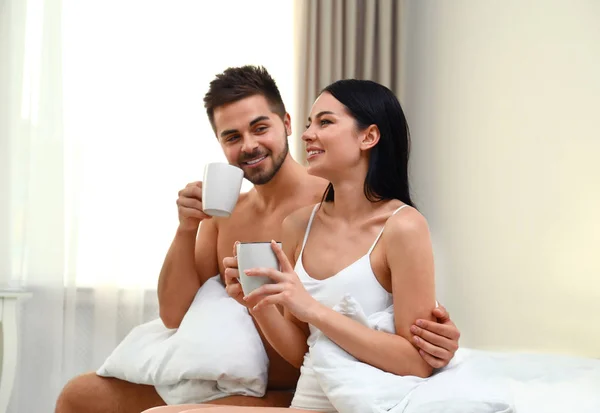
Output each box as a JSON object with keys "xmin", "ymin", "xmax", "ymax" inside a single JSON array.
[
  {"xmin": 97, "ymin": 276, "xmax": 269, "ymax": 404},
  {"xmin": 309, "ymin": 295, "xmax": 600, "ymax": 413}
]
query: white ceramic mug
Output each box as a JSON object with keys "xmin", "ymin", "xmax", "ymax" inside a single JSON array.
[
  {"xmin": 202, "ymin": 162, "xmax": 244, "ymax": 217},
  {"xmin": 236, "ymin": 242, "xmax": 282, "ymax": 296}
]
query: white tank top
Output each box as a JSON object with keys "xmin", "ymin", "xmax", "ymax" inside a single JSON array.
[{"xmin": 294, "ymin": 203, "xmax": 408, "ymax": 346}]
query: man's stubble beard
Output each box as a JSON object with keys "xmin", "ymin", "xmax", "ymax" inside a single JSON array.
[{"xmin": 246, "ymin": 136, "xmax": 289, "ymax": 186}]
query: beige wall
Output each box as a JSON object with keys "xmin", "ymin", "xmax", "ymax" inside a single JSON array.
[{"xmin": 401, "ymin": 0, "xmax": 600, "ymax": 357}]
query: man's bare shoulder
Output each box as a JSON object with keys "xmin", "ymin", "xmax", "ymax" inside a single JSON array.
[{"xmin": 236, "ymin": 190, "xmax": 252, "ymax": 205}]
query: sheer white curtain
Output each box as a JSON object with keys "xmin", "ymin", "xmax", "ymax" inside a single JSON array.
[{"xmin": 1, "ymin": 1, "xmax": 296, "ymax": 411}]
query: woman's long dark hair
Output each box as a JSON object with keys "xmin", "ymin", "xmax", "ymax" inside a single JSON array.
[{"xmin": 320, "ymin": 79, "xmax": 415, "ymax": 207}]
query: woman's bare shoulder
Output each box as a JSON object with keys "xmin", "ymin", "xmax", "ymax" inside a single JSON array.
[
  {"xmin": 281, "ymin": 204, "xmax": 320, "ymax": 262},
  {"xmin": 283, "ymin": 203, "xmax": 320, "ymax": 235},
  {"xmin": 383, "ymin": 205, "xmax": 431, "ymax": 249}
]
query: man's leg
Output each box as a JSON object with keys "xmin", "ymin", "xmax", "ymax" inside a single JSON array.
[
  {"xmin": 55, "ymin": 373, "xmax": 165, "ymax": 413},
  {"xmin": 56, "ymin": 372, "xmax": 295, "ymax": 413}
]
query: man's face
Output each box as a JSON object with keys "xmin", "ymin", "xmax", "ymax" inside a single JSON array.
[{"xmin": 213, "ymin": 94, "xmax": 290, "ymax": 185}]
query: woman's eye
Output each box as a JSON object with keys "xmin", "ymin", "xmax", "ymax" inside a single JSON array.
[{"xmin": 320, "ymin": 119, "xmax": 332, "ymax": 126}]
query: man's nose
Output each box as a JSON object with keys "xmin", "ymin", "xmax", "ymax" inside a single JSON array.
[{"xmin": 241, "ymin": 134, "xmax": 259, "ymax": 153}]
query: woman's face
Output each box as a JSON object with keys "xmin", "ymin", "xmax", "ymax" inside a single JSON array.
[{"xmin": 301, "ymin": 92, "xmax": 368, "ymax": 181}]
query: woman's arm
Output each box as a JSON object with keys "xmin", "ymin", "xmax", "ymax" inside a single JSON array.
[
  {"xmin": 305, "ymin": 209, "xmax": 437, "ymax": 378},
  {"xmin": 248, "ymin": 213, "xmax": 310, "ymax": 368},
  {"xmin": 250, "ymin": 306, "xmax": 309, "ymax": 368}
]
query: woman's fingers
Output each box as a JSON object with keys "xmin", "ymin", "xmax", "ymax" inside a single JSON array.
[
  {"xmin": 252, "ymin": 293, "xmax": 284, "ymax": 312},
  {"xmin": 244, "ymin": 267, "xmax": 286, "ymax": 283},
  {"xmin": 223, "ymin": 266, "xmax": 239, "ymax": 285},
  {"xmin": 225, "ymin": 283, "xmax": 242, "ymax": 298},
  {"xmin": 244, "ymin": 283, "xmax": 285, "ymax": 302},
  {"xmin": 270, "ymin": 240, "xmax": 293, "ymax": 272}
]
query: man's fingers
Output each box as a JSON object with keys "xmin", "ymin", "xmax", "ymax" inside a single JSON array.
[
  {"xmin": 178, "ymin": 206, "xmax": 210, "ymax": 220},
  {"xmin": 432, "ymin": 305, "xmax": 449, "ymax": 321},
  {"xmin": 418, "ymin": 349, "xmax": 446, "ymax": 369},
  {"xmin": 415, "ymin": 319, "xmax": 460, "ymax": 340},
  {"xmin": 411, "ymin": 325, "xmax": 458, "ymax": 354},
  {"xmin": 180, "ymin": 185, "xmax": 203, "ymax": 200},
  {"xmin": 177, "ymin": 196, "xmax": 203, "ymax": 211},
  {"xmin": 413, "ymin": 336, "xmax": 450, "ymax": 360},
  {"xmin": 183, "ymin": 181, "xmax": 202, "ymax": 188}
]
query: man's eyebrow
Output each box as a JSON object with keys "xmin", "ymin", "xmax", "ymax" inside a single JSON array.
[
  {"xmin": 307, "ymin": 111, "xmax": 335, "ymax": 122},
  {"xmin": 220, "ymin": 116, "xmax": 270, "ymax": 138},
  {"xmin": 220, "ymin": 128, "xmax": 239, "ymax": 138},
  {"xmin": 249, "ymin": 115, "xmax": 270, "ymax": 127}
]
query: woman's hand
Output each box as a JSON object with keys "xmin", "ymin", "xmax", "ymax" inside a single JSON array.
[
  {"xmin": 223, "ymin": 242, "xmax": 246, "ymax": 307},
  {"xmin": 244, "ymin": 240, "xmax": 321, "ymax": 323}
]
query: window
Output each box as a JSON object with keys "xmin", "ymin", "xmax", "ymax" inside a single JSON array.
[{"xmin": 62, "ymin": 1, "xmax": 296, "ymax": 288}]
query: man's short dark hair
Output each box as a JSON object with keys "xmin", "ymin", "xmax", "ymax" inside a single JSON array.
[{"xmin": 203, "ymin": 65, "xmax": 287, "ymax": 131}]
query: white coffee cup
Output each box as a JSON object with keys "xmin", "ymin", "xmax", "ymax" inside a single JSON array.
[
  {"xmin": 236, "ymin": 242, "xmax": 282, "ymax": 296},
  {"xmin": 202, "ymin": 162, "xmax": 244, "ymax": 217}
]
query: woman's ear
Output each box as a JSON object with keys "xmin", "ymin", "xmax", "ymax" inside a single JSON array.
[{"xmin": 360, "ymin": 124, "xmax": 380, "ymax": 151}]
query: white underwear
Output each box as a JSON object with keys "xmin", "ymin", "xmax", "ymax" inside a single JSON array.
[{"xmin": 289, "ymin": 354, "xmax": 337, "ymax": 413}]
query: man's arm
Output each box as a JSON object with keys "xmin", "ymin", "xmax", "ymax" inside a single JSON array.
[{"xmin": 157, "ymin": 181, "xmax": 219, "ymax": 329}]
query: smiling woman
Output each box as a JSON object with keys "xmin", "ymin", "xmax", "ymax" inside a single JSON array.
[{"xmin": 2, "ymin": 0, "xmax": 296, "ymax": 412}]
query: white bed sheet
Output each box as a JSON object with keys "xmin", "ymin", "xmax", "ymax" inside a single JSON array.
[{"xmin": 402, "ymin": 348, "xmax": 600, "ymax": 413}]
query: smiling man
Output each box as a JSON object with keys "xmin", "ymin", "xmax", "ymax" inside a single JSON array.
[{"xmin": 55, "ymin": 66, "xmax": 461, "ymax": 413}]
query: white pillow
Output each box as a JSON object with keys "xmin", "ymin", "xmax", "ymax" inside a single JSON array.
[
  {"xmin": 309, "ymin": 295, "xmax": 425, "ymax": 413},
  {"xmin": 97, "ymin": 275, "xmax": 269, "ymax": 404},
  {"xmin": 309, "ymin": 295, "xmax": 515, "ymax": 413},
  {"xmin": 400, "ymin": 349, "xmax": 514, "ymax": 413}
]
